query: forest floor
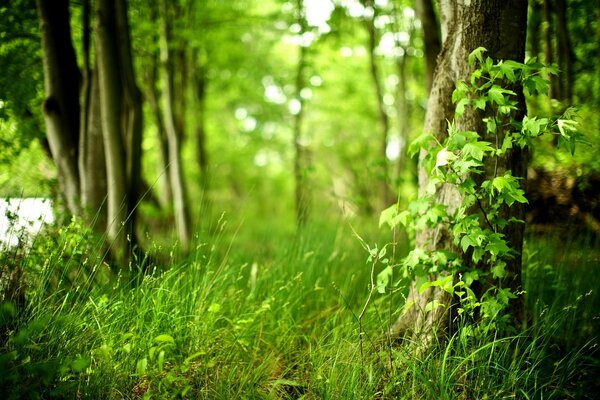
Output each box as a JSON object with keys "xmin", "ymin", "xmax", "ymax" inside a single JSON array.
[{"xmin": 0, "ymin": 216, "xmax": 599, "ymax": 399}]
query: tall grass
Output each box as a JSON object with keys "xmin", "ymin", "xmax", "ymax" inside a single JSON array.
[{"xmin": 0, "ymin": 218, "xmax": 598, "ymax": 399}]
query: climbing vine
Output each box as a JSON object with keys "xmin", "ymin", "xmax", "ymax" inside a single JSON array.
[{"xmin": 377, "ymin": 48, "xmax": 581, "ymax": 335}]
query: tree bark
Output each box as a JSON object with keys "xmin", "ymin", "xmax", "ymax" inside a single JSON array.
[
  {"xmin": 160, "ymin": 0, "xmax": 192, "ymax": 252},
  {"xmin": 36, "ymin": 0, "xmax": 81, "ymax": 216},
  {"xmin": 391, "ymin": 0, "xmax": 528, "ymax": 348},
  {"xmin": 79, "ymin": 65, "xmax": 107, "ymax": 231},
  {"xmin": 414, "ymin": 0, "xmax": 441, "ymax": 92},
  {"xmin": 555, "ymin": 0, "xmax": 574, "ymax": 103},
  {"xmin": 95, "ymin": 0, "xmax": 130, "ymax": 264},
  {"xmin": 115, "ymin": 0, "xmax": 143, "ymax": 239},
  {"xmin": 79, "ymin": 0, "xmax": 107, "ymax": 231}
]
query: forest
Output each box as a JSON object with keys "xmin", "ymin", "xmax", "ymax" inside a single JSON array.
[{"xmin": 0, "ymin": 0, "xmax": 599, "ymax": 398}]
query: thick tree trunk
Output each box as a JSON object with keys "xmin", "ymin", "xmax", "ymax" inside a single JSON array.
[
  {"xmin": 160, "ymin": 0, "xmax": 192, "ymax": 252},
  {"xmin": 391, "ymin": 0, "xmax": 528, "ymax": 347},
  {"xmin": 95, "ymin": 0, "xmax": 129, "ymax": 264},
  {"xmin": 36, "ymin": 0, "xmax": 81, "ymax": 216}
]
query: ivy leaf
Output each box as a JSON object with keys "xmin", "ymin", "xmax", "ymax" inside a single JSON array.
[
  {"xmin": 468, "ymin": 47, "xmax": 487, "ymax": 67},
  {"xmin": 486, "ymin": 235, "xmax": 510, "ymax": 257},
  {"xmin": 408, "ymin": 132, "xmax": 435, "ymax": 158},
  {"xmin": 377, "ymin": 266, "xmax": 393, "ymax": 294},
  {"xmin": 491, "ymin": 261, "xmax": 507, "ymax": 279},
  {"xmin": 498, "ymin": 61, "xmax": 517, "ymax": 82},
  {"xmin": 461, "ymin": 234, "xmax": 478, "ymax": 253},
  {"xmin": 462, "ymin": 141, "xmax": 493, "ymax": 161},
  {"xmin": 455, "ymin": 98, "xmax": 470, "ymax": 116}
]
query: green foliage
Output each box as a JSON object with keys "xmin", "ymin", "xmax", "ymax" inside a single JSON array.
[
  {"xmin": 0, "ymin": 216, "xmax": 597, "ymax": 398},
  {"xmin": 378, "ymin": 48, "xmax": 581, "ymax": 336}
]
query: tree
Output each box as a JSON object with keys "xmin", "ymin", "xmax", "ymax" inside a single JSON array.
[
  {"xmin": 158, "ymin": 0, "xmax": 192, "ymax": 252},
  {"xmin": 37, "ymin": 0, "xmax": 81, "ymax": 216},
  {"xmin": 37, "ymin": 0, "xmax": 143, "ymax": 265},
  {"xmin": 389, "ymin": 0, "xmax": 528, "ymax": 347}
]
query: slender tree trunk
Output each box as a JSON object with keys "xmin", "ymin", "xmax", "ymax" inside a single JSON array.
[
  {"xmin": 115, "ymin": 0, "xmax": 143, "ymax": 238},
  {"xmin": 36, "ymin": 0, "xmax": 81, "ymax": 216},
  {"xmin": 528, "ymin": 0, "xmax": 543, "ymax": 60},
  {"xmin": 395, "ymin": 53, "xmax": 409, "ymax": 189},
  {"xmin": 160, "ymin": 0, "xmax": 192, "ymax": 252},
  {"xmin": 414, "ymin": 0, "xmax": 441, "ymax": 92},
  {"xmin": 543, "ymin": 0, "xmax": 559, "ymax": 100},
  {"xmin": 391, "ymin": 0, "xmax": 528, "ymax": 348},
  {"xmin": 79, "ymin": 0, "xmax": 107, "ymax": 230},
  {"xmin": 79, "ymin": 65, "xmax": 107, "ymax": 231},
  {"xmin": 191, "ymin": 50, "xmax": 209, "ymax": 192},
  {"xmin": 143, "ymin": 0, "xmax": 172, "ymax": 207},
  {"xmin": 361, "ymin": 0, "xmax": 393, "ymax": 207},
  {"xmin": 555, "ymin": 0, "xmax": 574, "ymax": 103},
  {"xmin": 293, "ymin": 0, "xmax": 310, "ymax": 227},
  {"xmin": 146, "ymin": 52, "xmax": 173, "ymax": 207},
  {"xmin": 95, "ymin": 0, "xmax": 129, "ymax": 264}
]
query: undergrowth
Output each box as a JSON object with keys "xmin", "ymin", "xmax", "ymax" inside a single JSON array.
[{"xmin": 0, "ymin": 217, "xmax": 598, "ymax": 399}]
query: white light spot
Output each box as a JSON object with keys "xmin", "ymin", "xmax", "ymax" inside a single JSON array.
[
  {"xmin": 235, "ymin": 107, "xmax": 248, "ymax": 120},
  {"xmin": 310, "ymin": 75, "xmax": 323, "ymax": 86},
  {"xmin": 300, "ymin": 87, "xmax": 313, "ymax": 99},
  {"xmin": 383, "ymin": 93, "xmax": 395, "ymax": 106},
  {"xmin": 289, "ymin": 98, "xmax": 302, "ymax": 115},
  {"xmin": 340, "ymin": 46, "xmax": 353, "ymax": 57},
  {"xmin": 242, "ymin": 117, "xmax": 257, "ymax": 132}
]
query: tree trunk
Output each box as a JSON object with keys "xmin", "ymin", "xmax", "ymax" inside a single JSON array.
[
  {"xmin": 79, "ymin": 65, "xmax": 107, "ymax": 231},
  {"xmin": 362, "ymin": 0, "xmax": 393, "ymax": 207},
  {"xmin": 543, "ymin": 0, "xmax": 558, "ymax": 100},
  {"xmin": 143, "ymin": 0, "xmax": 172, "ymax": 207},
  {"xmin": 293, "ymin": 0, "xmax": 310, "ymax": 227},
  {"xmin": 191, "ymin": 51, "xmax": 209, "ymax": 192},
  {"xmin": 391, "ymin": 0, "xmax": 528, "ymax": 348},
  {"xmin": 36, "ymin": 0, "xmax": 81, "ymax": 216},
  {"xmin": 414, "ymin": 0, "xmax": 441, "ymax": 92},
  {"xmin": 115, "ymin": 0, "xmax": 143, "ymax": 240},
  {"xmin": 95, "ymin": 0, "xmax": 130, "ymax": 264},
  {"xmin": 79, "ymin": 0, "xmax": 107, "ymax": 231},
  {"xmin": 160, "ymin": 0, "xmax": 192, "ymax": 252},
  {"xmin": 555, "ymin": 0, "xmax": 574, "ymax": 103}
]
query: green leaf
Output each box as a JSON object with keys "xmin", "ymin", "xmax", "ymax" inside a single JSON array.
[
  {"xmin": 468, "ymin": 47, "xmax": 487, "ymax": 67},
  {"xmin": 425, "ymin": 300, "xmax": 445, "ymax": 313},
  {"xmin": 455, "ymin": 98, "xmax": 469, "ymax": 116},
  {"xmin": 71, "ymin": 356, "xmax": 90, "ymax": 373},
  {"xmin": 154, "ymin": 334, "xmax": 175, "ymax": 344},
  {"xmin": 462, "ymin": 141, "xmax": 493, "ymax": 161},
  {"xmin": 379, "ymin": 204, "xmax": 398, "ymax": 228},
  {"xmin": 460, "ymin": 235, "xmax": 478, "ymax": 253},
  {"xmin": 491, "ymin": 261, "xmax": 507, "ymax": 279},
  {"xmin": 408, "ymin": 132, "xmax": 435, "ymax": 158},
  {"xmin": 377, "ymin": 266, "xmax": 393, "ymax": 294}
]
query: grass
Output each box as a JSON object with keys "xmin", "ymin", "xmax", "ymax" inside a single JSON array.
[{"xmin": 0, "ymin": 216, "xmax": 598, "ymax": 399}]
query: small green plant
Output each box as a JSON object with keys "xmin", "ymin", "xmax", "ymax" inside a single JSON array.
[{"xmin": 378, "ymin": 48, "xmax": 582, "ymax": 337}]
